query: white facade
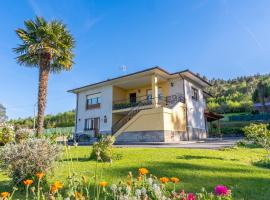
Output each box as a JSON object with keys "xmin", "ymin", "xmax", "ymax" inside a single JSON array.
[
  {"xmin": 75, "ymin": 85, "xmax": 113, "ymax": 135},
  {"xmin": 71, "ymin": 67, "xmax": 210, "ymax": 141}
]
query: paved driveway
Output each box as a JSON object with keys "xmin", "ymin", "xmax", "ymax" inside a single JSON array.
[{"xmin": 114, "ymin": 137, "xmax": 242, "ymax": 149}]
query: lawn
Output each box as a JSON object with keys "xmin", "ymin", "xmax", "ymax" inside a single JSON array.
[{"xmin": 0, "ymin": 146, "xmax": 270, "ymax": 200}]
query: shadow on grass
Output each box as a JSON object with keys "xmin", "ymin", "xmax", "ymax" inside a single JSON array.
[
  {"xmin": 60, "ymin": 157, "xmax": 91, "ymax": 162},
  {"xmin": 253, "ymin": 159, "xmax": 270, "ymax": 169},
  {"xmin": 176, "ymin": 155, "xmax": 224, "ymax": 160},
  {"xmin": 176, "ymin": 155, "xmax": 239, "ymax": 162}
]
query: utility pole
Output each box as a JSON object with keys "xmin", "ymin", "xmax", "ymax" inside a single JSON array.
[{"xmin": 33, "ymin": 102, "xmax": 37, "ymax": 130}]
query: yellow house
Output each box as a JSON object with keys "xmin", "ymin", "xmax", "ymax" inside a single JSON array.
[{"xmin": 68, "ymin": 66, "xmax": 212, "ymax": 143}]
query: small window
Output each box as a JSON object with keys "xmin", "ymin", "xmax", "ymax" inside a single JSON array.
[
  {"xmin": 86, "ymin": 93, "xmax": 101, "ymax": 109},
  {"xmin": 191, "ymin": 87, "xmax": 198, "ymax": 101}
]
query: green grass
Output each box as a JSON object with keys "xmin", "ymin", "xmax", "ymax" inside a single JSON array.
[{"xmin": 0, "ymin": 146, "xmax": 270, "ymax": 199}]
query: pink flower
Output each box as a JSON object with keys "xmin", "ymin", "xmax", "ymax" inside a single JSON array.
[
  {"xmin": 187, "ymin": 193, "xmax": 196, "ymax": 200},
  {"xmin": 215, "ymin": 185, "xmax": 229, "ymax": 196}
]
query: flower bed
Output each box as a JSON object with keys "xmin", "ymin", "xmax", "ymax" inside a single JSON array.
[{"xmin": 0, "ymin": 168, "xmax": 232, "ymax": 200}]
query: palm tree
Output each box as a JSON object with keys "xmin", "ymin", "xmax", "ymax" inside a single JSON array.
[{"xmin": 14, "ymin": 17, "xmax": 75, "ymax": 136}]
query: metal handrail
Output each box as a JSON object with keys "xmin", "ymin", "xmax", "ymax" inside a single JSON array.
[
  {"xmin": 111, "ymin": 94, "xmax": 185, "ymax": 135},
  {"xmin": 111, "ymin": 98, "xmax": 154, "ymax": 134}
]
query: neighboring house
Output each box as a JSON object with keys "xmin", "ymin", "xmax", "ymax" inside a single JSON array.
[
  {"xmin": 68, "ymin": 66, "xmax": 214, "ymax": 143},
  {"xmin": 253, "ymin": 102, "xmax": 270, "ymax": 113}
]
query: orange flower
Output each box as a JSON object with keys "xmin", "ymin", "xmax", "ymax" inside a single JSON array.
[
  {"xmin": 50, "ymin": 181, "xmax": 63, "ymax": 193},
  {"xmin": 36, "ymin": 172, "xmax": 45, "ymax": 180},
  {"xmin": 160, "ymin": 177, "xmax": 169, "ymax": 184},
  {"xmin": 137, "ymin": 176, "xmax": 142, "ymax": 181},
  {"xmin": 127, "ymin": 180, "xmax": 132, "ymax": 185},
  {"xmin": 171, "ymin": 177, "xmax": 180, "ymax": 183},
  {"xmin": 50, "ymin": 185, "xmax": 58, "ymax": 193},
  {"xmin": 99, "ymin": 181, "xmax": 108, "ymax": 187},
  {"xmin": 1, "ymin": 192, "xmax": 10, "ymax": 199},
  {"xmin": 53, "ymin": 181, "xmax": 63, "ymax": 189},
  {"xmin": 138, "ymin": 168, "xmax": 149, "ymax": 175},
  {"xmin": 23, "ymin": 179, "xmax": 33, "ymax": 186}
]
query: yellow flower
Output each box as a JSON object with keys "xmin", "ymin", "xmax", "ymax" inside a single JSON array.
[
  {"xmin": 171, "ymin": 177, "xmax": 180, "ymax": 183},
  {"xmin": 75, "ymin": 191, "xmax": 84, "ymax": 200},
  {"xmin": 138, "ymin": 168, "xmax": 149, "ymax": 175},
  {"xmin": 36, "ymin": 172, "xmax": 45, "ymax": 180},
  {"xmin": 160, "ymin": 177, "xmax": 169, "ymax": 184},
  {"xmin": 23, "ymin": 179, "xmax": 33, "ymax": 186},
  {"xmin": 1, "ymin": 192, "xmax": 10, "ymax": 199},
  {"xmin": 137, "ymin": 176, "xmax": 142, "ymax": 181},
  {"xmin": 99, "ymin": 181, "xmax": 108, "ymax": 187}
]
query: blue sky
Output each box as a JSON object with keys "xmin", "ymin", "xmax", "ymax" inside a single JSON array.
[{"xmin": 1, "ymin": 0, "xmax": 270, "ymax": 119}]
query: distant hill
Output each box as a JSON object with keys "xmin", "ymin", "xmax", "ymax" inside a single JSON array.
[{"xmin": 206, "ymin": 73, "xmax": 270, "ymax": 113}]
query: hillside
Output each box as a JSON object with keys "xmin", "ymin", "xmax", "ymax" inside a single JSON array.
[{"xmin": 206, "ymin": 73, "xmax": 270, "ymax": 113}]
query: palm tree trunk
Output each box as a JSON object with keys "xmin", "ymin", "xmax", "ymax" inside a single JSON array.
[{"xmin": 36, "ymin": 65, "xmax": 50, "ymax": 137}]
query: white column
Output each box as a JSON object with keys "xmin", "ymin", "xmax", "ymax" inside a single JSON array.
[{"xmin": 151, "ymin": 74, "xmax": 158, "ymax": 107}]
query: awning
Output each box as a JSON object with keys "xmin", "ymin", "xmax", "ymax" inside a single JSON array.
[{"xmin": 204, "ymin": 110, "xmax": 223, "ymax": 122}]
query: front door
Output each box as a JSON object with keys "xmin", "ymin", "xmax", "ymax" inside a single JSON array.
[
  {"xmin": 93, "ymin": 117, "xmax": 100, "ymax": 137},
  {"xmin": 129, "ymin": 93, "xmax": 137, "ymax": 104}
]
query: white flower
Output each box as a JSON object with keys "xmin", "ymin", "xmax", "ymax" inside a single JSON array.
[
  {"xmin": 141, "ymin": 187, "xmax": 147, "ymax": 195},
  {"xmin": 110, "ymin": 184, "xmax": 117, "ymax": 192},
  {"xmin": 118, "ymin": 186, "xmax": 122, "ymax": 192},
  {"xmin": 135, "ymin": 189, "xmax": 141, "ymax": 197},
  {"xmin": 126, "ymin": 186, "xmax": 131, "ymax": 194},
  {"xmin": 147, "ymin": 178, "xmax": 153, "ymax": 185}
]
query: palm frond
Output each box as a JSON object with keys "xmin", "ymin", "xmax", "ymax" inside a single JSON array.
[{"xmin": 14, "ymin": 16, "xmax": 75, "ymax": 70}]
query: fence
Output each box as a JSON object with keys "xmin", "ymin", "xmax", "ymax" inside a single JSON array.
[
  {"xmin": 43, "ymin": 126, "xmax": 74, "ymax": 138},
  {"xmin": 228, "ymin": 113, "xmax": 270, "ymax": 121}
]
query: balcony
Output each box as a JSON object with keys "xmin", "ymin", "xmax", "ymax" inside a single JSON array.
[{"xmin": 113, "ymin": 94, "xmax": 185, "ymax": 111}]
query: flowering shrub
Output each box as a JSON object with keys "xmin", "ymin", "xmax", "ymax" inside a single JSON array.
[
  {"xmin": 0, "ymin": 138, "xmax": 62, "ymax": 184},
  {"xmin": 0, "ymin": 123, "xmax": 14, "ymax": 145},
  {"xmin": 243, "ymin": 123, "xmax": 270, "ymax": 158},
  {"xmin": 0, "ymin": 168, "xmax": 233, "ymax": 200},
  {"xmin": 90, "ymin": 135, "xmax": 115, "ymax": 162},
  {"xmin": 14, "ymin": 127, "xmax": 33, "ymax": 144}
]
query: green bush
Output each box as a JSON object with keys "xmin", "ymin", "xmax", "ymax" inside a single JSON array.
[
  {"xmin": 0, "ymin": 123, "xmax": 14, "ymax": 145},
  {"xmin": 243, "ymin": 123, "xmax": 270, "ymax": 158},
  {"xmin": 90, "ymin": 135, "xmax": 115, "ymax": 162}
]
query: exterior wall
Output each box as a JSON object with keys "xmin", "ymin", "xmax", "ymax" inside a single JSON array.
[
  {"xmin": 76, "ymin": 85, "xmax": 113, "ymax": 135},
  {"xmin": 113, "ymin": 86, "xmax": 127, "ymax": 102},
  {"xmin": 184, "ymin": 79, "xmax": 207, "ymax": 139},
  {"xmin": 125, "ymin": 83, "xmax": 168, "ymax": 100},
  {"xmin": 115, "ymin": 103, "xmax": 187, "ymax": 142},
  {"xmin": 168, "ymin": 78, "xmax": 185, "ymax": 96}
]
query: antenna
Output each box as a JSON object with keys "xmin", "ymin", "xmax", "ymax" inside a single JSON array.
[
  {"xmin": 120, "ymin": 65, "xmax": 128, "ymax": 75},
  {"xmin": 120, "ymin": 65, "xmax": 127, "ymax": 72}
]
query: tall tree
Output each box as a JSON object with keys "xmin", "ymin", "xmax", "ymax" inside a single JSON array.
[
  {"xmin": 0, "ymin": 104, "xmax": 7, "ymax": 123},
  {"xmin": 14, "ymin": 17, "xmax": 75, "ymax": 136}
]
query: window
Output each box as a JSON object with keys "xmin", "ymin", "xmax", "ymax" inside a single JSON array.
[
  {"xmin": 191, "ymin": 87, "xmax": 198, "ymax": 101},
  {"xmin": 84, "ymin": 117, "xmax": 100, "ymax": 131},
  {"xmin": 86, "ymin": 93, "xmax": 101, "ymax": 109}
]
